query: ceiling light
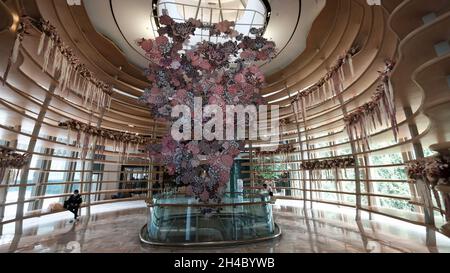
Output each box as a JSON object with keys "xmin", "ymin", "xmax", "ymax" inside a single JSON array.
[{"xmin": 10, "ymin": 13, "xmax": 20, "ymax": 32}]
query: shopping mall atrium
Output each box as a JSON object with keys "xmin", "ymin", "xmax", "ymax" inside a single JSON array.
[{"xmin": 0, "ymin": 0, "xmax": 450, "ymax": 254}]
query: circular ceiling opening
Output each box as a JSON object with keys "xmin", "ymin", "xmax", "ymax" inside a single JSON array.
[{"xmin": 153, "ymin": 0, "xmax": 271, "ymax": 43}]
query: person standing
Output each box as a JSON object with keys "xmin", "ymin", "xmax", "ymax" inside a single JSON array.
[{"xmin": 64, "ymin": 190, "xmax": 83, "ymax": 223}]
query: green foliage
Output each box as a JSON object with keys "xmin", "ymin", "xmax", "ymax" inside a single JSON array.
[
  {"xmin": 370, "ymin": 153, "xmax": 414, "ymax": 211},
  {"xmin": 254, "ymin": 158, "xmax": 286, "ymax": 180}
]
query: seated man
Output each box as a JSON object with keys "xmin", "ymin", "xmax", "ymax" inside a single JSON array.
[
  {"xmin": 262, "ymin": 183, "xmax": 275, "ymax": 203},
  {"xmin": 64, "ymin": 190, "xmax": 83, "ymax": 223}
]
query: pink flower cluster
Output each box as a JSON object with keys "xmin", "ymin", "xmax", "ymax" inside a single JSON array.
[{"xmin": 406, "ymin": 156, "xmax": 450, "ymax": 184}]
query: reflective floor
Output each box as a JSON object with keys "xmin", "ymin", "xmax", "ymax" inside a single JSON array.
[{"xmin": 1, "ymin": 200, "xmax": 450, "ymax": 253}]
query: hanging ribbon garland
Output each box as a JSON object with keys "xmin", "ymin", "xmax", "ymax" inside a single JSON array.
[
  {"xmin": 0, "ymin": 148, "xmax": 31, "ymax": 184},
  {"xmin": 2, "ymin": 17, "xmax": 113, "ymax": 111},
  {"xmin": 35, "ymin": 19, "xmax": 113, "ymax": 111},
  {"xmin": 58, "ymin": 120, "xmax": 154, "ymax": 159},
  {"xmin": 255, "ymin": 143, "xmax": 296, "ymax": 157},
  {"xmin": 2, "ymin": 19, "xmax": 29, "ymax": 86},
  {"xmin": 406, "ymin": 155, "xmax": 450, "ymax": 219},
  {"xmin": 302, "ymin": 157, "xmax": 355, "ymax": 183},
  {"xmin": 290, "ymin": 47, "xmax": 359, "ymax": 108},
  {"xmin": 344, "ymin": 60, "xmax": 397, "ymax": 151},
  {"xmin": 300, "ymin": 157, "xmax": 356, "ymax": 171}
]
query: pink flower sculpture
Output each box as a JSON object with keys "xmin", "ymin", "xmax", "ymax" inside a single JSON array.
[{"xmin": 139, "ymin": 15, "xmax": 276, "ymax": 205}]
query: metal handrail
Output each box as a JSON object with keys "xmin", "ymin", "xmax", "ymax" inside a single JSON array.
[
  {"xmin": 147, "ymin": 190, "xmax": 273, "ymax": 207},
  {"xmin": 148, "ymin": 200, "xmax": 272, "ymax": 208}
]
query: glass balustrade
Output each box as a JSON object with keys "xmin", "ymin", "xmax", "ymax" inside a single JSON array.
[{"xmin": 140, "ymin": 191, "xmax": 281, "ymax": 246}]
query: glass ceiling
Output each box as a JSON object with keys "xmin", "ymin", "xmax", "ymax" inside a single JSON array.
[{"xmin": 152, "ymin": 0, "xmax": 269, "ymax": 49}]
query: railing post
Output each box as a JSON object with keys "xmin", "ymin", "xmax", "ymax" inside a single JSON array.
[
  {"xmin": 404, "ymin": 106, "xmax": 434, "ymax": 226},
  {"xmin": 287, "ymin": 89, "xmax": 307, "ymax": 206},
  {"xmin": 416, "ymin": 178, "xmax": 435, "ymax": 227},
  {"xmin": 249, "ymin": 141, "xmax": 255, "ymax": 188},
  {"xmin": 147, "ymin": 122, "xmax": 157, "ymax": 204},
  {"xmin": 85, "ymin": 107, "xmax": 106, "ymax": 217},
  {"xmin": 338, "ymin": 94, "xmax": 362, "ymax": 220}
]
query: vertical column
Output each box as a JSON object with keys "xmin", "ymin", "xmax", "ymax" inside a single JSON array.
[
  {"xmin": 292, "ymin": 153, "xmax": 300, "ymax": 198},
  {"xmin": 0, "ymin": 131, "xmax": 18, "ymax": 232},
  {"xmin": 403, "ymin": 106, "xmax": 436, "ymax": 231},
  {"xmin": 298, "ymin": 97, "xmax": 313, "ymax": 207},
  {"xmin": 330, "ymin": 139, "xmax": 343, "ymax": 203},
  {"xmin": 249, "ymin": 141, "xmax": 254, "ymax": 188},
  {"xmin": 287, "ymin": 90, "xmax": 307, "ymax": 205},
  {"xmin": 272, "ymin": 151, "xmax": 277, "ymax": 192},
  {"xmin": 28, "ymin": 144, "xmax": 53, "ymax": 211},
  {"xmin": 0, "ymin": 169, "xmax": 9, "ymax": 227},
  {"xmin": 85, "ymin": 108, "xmax": 106, "ymax": 217},
  {"xmin": 62, "ymin": 151, "xmax": 78, "ymax": 201},
  {"xmin": 338, "ymin": 95, "xmax": 362, "ymax": 220},
  {"xmin": 14, "ymin": 83, "xmax": 55, "ymax": 234},
  {"xmin": 286, "ymin": 149, "xmax": 294, "ymax": 197},
  {"xmin": 362, "ymin": 151, "xmax": 376, "ymax": 219},
  {"xmin": 79, "ymin": 113, "xmax": 91, "ymax": 217},
  {"xmin": 297, "ymin": 95, "xmax": 312, "ymax": 207},
  {"xmin": 404, "ymin": 107, "xmax": 424, "ymax": 158},
  {"xmin": 400, "ymin": 148, "xmax": 422, "ymax": 213},
  {"xmin": 147, "ymin": 122, "xmax": 157, "ymax": 204}
]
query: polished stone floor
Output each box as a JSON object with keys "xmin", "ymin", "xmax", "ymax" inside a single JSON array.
[{"xmin": 1, "ymin": 200, "xmax": 450, "ymax": 253}]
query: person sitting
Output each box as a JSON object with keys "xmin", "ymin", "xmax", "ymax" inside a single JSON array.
[
  {"xmin": 64, "ymin": 190, "xmax": 82, "ymax": 223},
  {"xmin": 262, "ymin": 183, "xmax": 275, "ymax": 203}
]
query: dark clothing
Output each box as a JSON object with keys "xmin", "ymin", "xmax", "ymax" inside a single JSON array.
[
  {"xmin": 68, "ymin": 207, "xmax": 79, "ymax": 219},
  {"xmin": 152, "ymin": 183, "xmax": 161, "ymax": 195},
  {"xmin": 64, "ymin": 194, "xmax": 82, "ymax": 219}
]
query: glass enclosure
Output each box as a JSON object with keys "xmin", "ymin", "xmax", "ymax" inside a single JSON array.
[{"xmin": 140, "ymin": 192, "xmax": 281, "ymax": 245}]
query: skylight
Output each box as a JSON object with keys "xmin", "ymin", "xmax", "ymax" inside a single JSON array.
[{"xmin": 151, "ymin": 0, "xmax": 270, "ymax": 49}]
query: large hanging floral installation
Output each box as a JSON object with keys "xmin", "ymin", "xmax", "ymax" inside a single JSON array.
[
  {"xmin": 344, "ymin": 60, "xmax": 397, "ymax": 151},
  {"xmin": 3, "ymin": 16, "xmax": 113, "ymax": 111},
  {"xmin": 139, "ymin": 15, "xmax": 276, "ymax": 203},
  {"xmin": 59, "ymin": 120, "xmax": 154, "ymax": 160},
  {"xmin": 0, "ymin": 147, "xmax": 31, "ymax": 183},
  {"xmin": 406, "ymin": 155, "xmax": 450, "ymax": 221}
]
